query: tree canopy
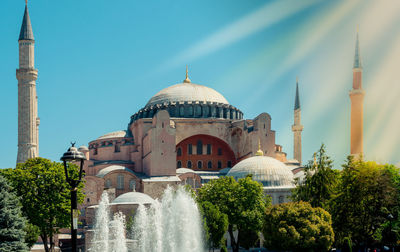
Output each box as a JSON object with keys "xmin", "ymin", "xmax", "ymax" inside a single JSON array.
[
  {"xmin": 263, "ymin": 201, "xmax": 334, "ymax": 252},
  {"xmin": 0, "ymin": 174, "xmax": 28, "ymax": 252},
  {"xmin": 291, "ymin": 144, "xmax": 339, "ymax": 209},
  {"xmin": 199, "ymin": 201, "xmax": 228, "ymax": 251},
  {"xmin": 330, "ymin": 157, "xmax": 400, "ymax": 248},
  {"xmin": 1, "ymin": 157, "xmax": 85, "ymax": 252},
  {"xmin": 197, "ymin": 175, "xmax": 270, "ymax": 252}
]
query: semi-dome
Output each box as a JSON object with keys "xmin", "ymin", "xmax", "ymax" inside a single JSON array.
[
  {"xmin": 146, "ymin": 82, "xmax": 229, "ymax": 107},
  {"xmin": 227, "ymin": 156, "xmax": 294, "ymax": 188},
  {"xmin": 97, "ymin": 130, "xmax": 128, "ymax": 140},
  {"xmin": 112, "ymin": 192, "xmax": 154, "ymax": 205},
  {"xmin": 96, "ymin": 165, "xmax": 135, "ymax": 178}
]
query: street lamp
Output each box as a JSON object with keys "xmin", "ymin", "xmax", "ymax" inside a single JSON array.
[{"xmin": 61, "ymin": 142, "xmax": 86, "ymax": 252}]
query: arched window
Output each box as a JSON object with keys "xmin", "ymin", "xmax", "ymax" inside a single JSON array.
[
  {"xmin": 188, "ymin": 144, "xmax": 193, "ymax": 155},
  {"xmin": 179, "ymin": 106, "xmax": 184, "ymax": 116},
  {"xmin": 94, "ymin": 147, "xmax": 98, "ymax": 155},
  {"xmin": 197, "ymin": 140, "xmax": 203, "ymax": 155},
  {"xmin": 278, "ymin": 196, "xmax": 284, "ymax": 204},
  {"xmin": 177, "ymin": 147, "xmax": 182, "ymax": 156},
  {"xmin": 177, "ymin": 160, "xmax": 182, "ymax": 168},
  {"xmin": 105, "ymin": 179, "xmax": 111, "ymax": 188},
  {"xmin": 187, "ymin": 161, "xmax": 192, "ymax": 168},
  {"xmin": 117, "ymin": 174, "xmax": 124, "ymax": 189},
  {"xmin": 206, "ymin": 144, "xmax": 212, "ymax": 155},
  {"xmin": 129, "ymin": 180, "xmax": 136, "ymax": 191},
  {"xmin": 114, "ymin": 142, "xmax": 120, "ymax": 152},
  {"xmin": 207, "ymin": 161, "xmax": 212, "ymax": 169},
  {"xmin": 197, "ymin": 161, "xmax": 202, "ymax": 169},
  {"xmin": 218, "ymin": 161, "xmax": 222, "ymax": 169},
  {"xmin": 217, "ymin": 148, "xmax": 222, "ymax": 156},
  {"xmin": 227, "ymin": 161, "xmax": 232, "ymax": 168}
]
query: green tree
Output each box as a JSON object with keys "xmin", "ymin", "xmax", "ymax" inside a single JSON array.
[
  {"xmin": 23, "ymin": 222, "xmax": 40, "ymax": 249},
  {"xmin": 330, "ymin": 157, "xmax": 399, "ymax": 249},
  {"xmin": 291, "ymin": 144, "xmax": 339, "ymax": 209},
  {"xmin": 199, "ymin": 201, "xmax": 228, "ymax": 251},
  {"xmin": 0, "ymin": 174, "xmax": 28, "ymax": 252},
  {"xmin": 263, "ymin": 201, "xmax": 334, "ymax": 252},
  {"xmin": 1, "ymin": 158, "xmax": 85, "ymax": 252},
  {"xmin": 198, "ymin": 176, "xmax": 269, "ymax": 252}
]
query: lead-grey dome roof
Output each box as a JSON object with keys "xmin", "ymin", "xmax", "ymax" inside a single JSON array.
[
  {"xmin": 146, "ymin": 82, "xmax": 229, "ymax": 107},
  {"xmin": 227, "ymin": 156, "xmax": 294, "ymax": 188}
]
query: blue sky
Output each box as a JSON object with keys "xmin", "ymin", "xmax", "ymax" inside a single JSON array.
[{"xmin": 1, "ymin": 0, "xmax": 399, "ymax": 168}]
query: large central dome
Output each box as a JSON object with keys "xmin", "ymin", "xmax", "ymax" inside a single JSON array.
[
  {"xmin": 146, "ymin": 82, "xmax": 229, "ymax": 107},
  {"xmin": 130, "ymin": 74, "xmax": 243, "ymax": 124}
]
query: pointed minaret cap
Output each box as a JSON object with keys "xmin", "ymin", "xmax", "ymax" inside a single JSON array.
[
  {"xmin": 255, "ymin": 139, "xmax": 264, "ymax": 156},
  {"xmin": 183, "ymin": 65, "xmax": 191, "ymax": 83},
  {"xmin": 294, "ymin": 77, "xmax": 300, "ymax": 110},
  {"xmin": 19, "ymin": 1, "xmax": 34, "ymax": 41},
  {"xmin": 353, "ymin": 25, "xmax": 361, "ymax": 69}
]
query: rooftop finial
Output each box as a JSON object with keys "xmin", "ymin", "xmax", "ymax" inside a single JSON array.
[
  {"xmin": 25, "ymin": 0, "xmax": 28, "ymax": 5},
  {"xmin": 255, "ymin": 139, "xmax": 264, "ymax": 156},
  {"xmin": 313, "ymin": 153, "xmax": 317, "ymax": 166},
  {"xmin": 183, "ymin": 65, "xmax": 191, "ymax": 83}
]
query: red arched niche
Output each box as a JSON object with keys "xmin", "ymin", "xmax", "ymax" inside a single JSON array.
[{"xmin": 176, "ymin": 134, "xmax": 236, "ymax": 171}]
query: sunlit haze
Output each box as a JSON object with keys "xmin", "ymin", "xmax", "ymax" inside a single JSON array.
[{"xmin": 0, "ymin": 0, "xmax": 399, "ymax": 168}]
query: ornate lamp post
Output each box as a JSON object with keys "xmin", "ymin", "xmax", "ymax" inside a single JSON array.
[{"xmin": 61, "ymin": 143, "xmax": 86, "ymax": 252}]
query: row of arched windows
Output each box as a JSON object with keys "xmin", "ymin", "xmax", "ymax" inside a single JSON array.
[
  {"xmin": 177, "ymin": 160, "xmax": 232, "ymax": 169},
  {"xmin": 177, "ymin": 142, "xmax": 220, "ymax": 156}
]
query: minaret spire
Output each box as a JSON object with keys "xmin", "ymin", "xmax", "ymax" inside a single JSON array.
[
  {"xmin": 19, "ymin": 3, "xmax": 34, "ymax": 41},
  {"xmin": 354, "ymin": 25, "xmax": 362, "ymax": 69},
  {"xmin": 292, "ymin": 77, "xmax": 303, "ymax": 164},
  {"xmin": 16, "ymin": 2, "xmax": 39, "ymax": 163},
  {"xmin": 294, "ymin": 77, "xmax": 300, "ymax": 110},
  {"xmin": 349, "ymin": 27, "xmax": 365, "ymax": 157}
]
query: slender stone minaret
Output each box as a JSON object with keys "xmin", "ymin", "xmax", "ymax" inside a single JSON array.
[
  {"xmin": 16, "ymin": 2, "xmax": 39, "ymax": 164},
  {"xmin": 292, "ymin": 77, "xmax": 303, "ymax": 164},
  {"xmin": 349, "ymin": 28, "xmax": 364, "ymax": 156}
]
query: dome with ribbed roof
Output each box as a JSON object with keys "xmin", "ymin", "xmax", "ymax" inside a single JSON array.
[
  {"xmin": 227, "ymin": 156, "xmax": 294, "ymax": 188},
  {"xmin": 146, "ymin": 82, "xmax": 229, "ymax": 107},
  {"xmin": 130, "ymin": 81, "xmax": 243, "ymax": 123}
]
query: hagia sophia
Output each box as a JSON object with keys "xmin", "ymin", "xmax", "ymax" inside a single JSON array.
[{"xmin": 15, "ymin": 0, "xmax": 364, "ymax": 239}]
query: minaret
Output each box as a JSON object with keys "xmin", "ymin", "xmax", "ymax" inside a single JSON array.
[
  {"xmin": 292, "ymin": 77, "xmax": 303, "ymax": 164},
  {"xmin": 16, "ymin": 1, "xmax": 39, "ymax": 163},
  {"xmin": 349, "ymin": 28, "xmax": 364, "ymax": 156}
]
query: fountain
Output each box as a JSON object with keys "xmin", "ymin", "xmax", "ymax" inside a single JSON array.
[
  {"xmin": 89, "ymin": 192, "xmax": 128, "ymax": 252},
  {"xmin": 89, "ymin": 186, "xmax": 205, "ymax": 252}
]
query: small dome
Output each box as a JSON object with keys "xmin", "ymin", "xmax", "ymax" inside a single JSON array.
[
  {"xmin": 146, "ymin": 82, "xmax": 229, "ymax": 107},
  {"xmin": 112, "ymin": 192, "xmax": 154, "ymax": 205},
  {"xmin": 97, "ymin": 130, "xmax": 127, "ymax": 140},
  {"xmin": 227, "ymin": 156, "xmax": 294, "ymax": 188},
  {"xmin": 78, "ymin": 145, "xmax": 89, "ymax": 152}
]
